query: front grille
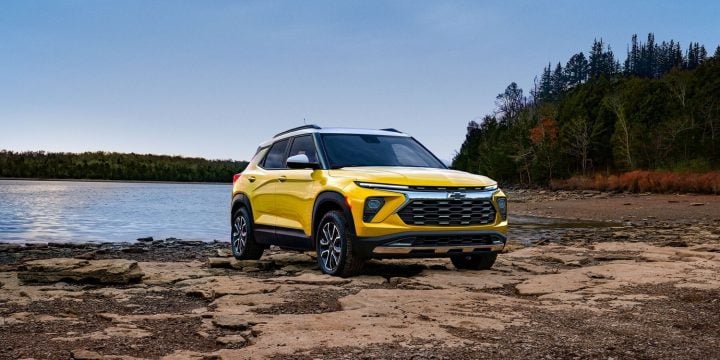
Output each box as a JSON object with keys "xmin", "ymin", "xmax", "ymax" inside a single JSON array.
[
  {"xmin": 393, "ymin": 234, "xmax": 501, "ymax": 247},
  {"xmin": 397, "ymin": 199, "xmax": 496, "ymax": 226}
]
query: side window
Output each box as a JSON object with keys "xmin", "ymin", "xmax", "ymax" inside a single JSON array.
[
  {"xmin": 262, "ymin": 139, "xmax": 290, "ymax": 169},
  {"xmin": 251, "ymin": 147, "xmax": 269, "ymax": 165},
  {"xmin": 287, "ymin": 135, "xmax": 317, "ymax": 164}
]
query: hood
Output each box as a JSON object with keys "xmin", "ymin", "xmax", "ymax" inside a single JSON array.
[{"xmin": 328, "ymin": 167, "xmax": 496, "ymax": 187}]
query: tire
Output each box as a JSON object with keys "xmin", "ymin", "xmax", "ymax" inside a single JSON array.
[
  {"xmin": 315, "ymin": 210, "xmax": 364, "ymax": 277},
  {"xmin": 231, "ymin": 207, "xmax": 264, "ymax": 260},
  {"xmin": 451, "ymin": 252, "xmax": 497, "ymax": 270}
]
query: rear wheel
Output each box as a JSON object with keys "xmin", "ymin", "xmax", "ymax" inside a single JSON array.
[
  {"xmin": 231, "ymin": 207, "xmax": 264, "ymax": 260},
  {"xmin": 451, "ymin": 252, "xmax": 497, "ymax": 270},
  {"xmin": 316, "ymin": 210, "xmax": 364, "ymax": 277}
]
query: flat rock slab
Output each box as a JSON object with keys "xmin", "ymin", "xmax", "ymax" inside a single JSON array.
[
  {"xmin": 265, "ymin": 273, "xmax": 351, "ymax": 286},
  {"xmin": 17, "ymin": 258, "xmax": 144, "ymax": 284},
  {"xmin": 212, "ymin": 315, "xmax": 251, "ymax": 330},
  {"xmin": 71, "ymin": 349, "xmax": 143, "ymax": 360},
  {"xmin": 216, "ymin": 334, "xmax": 247, "ymax": 347},
  {"xmin": 207, "ymin": 257, "xmax": 274, "ymax": 270}
]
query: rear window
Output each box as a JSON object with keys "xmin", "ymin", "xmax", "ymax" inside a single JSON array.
[{"xmin": 262, "ymin": 139, "xmax": 289, "ymax": 169}]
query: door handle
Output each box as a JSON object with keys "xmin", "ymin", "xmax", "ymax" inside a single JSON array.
[
  {"xmin": 247, "ymin": 176, "xmax": 256, "ymax": 183},
  {"xmin": 278, "ymin": 175, "xmax": 287, "ymax": 182}
]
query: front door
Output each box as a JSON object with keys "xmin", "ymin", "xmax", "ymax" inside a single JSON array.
[{"xmin": 273, "ymin": 135, "xmax": 319, "ymax": 249}]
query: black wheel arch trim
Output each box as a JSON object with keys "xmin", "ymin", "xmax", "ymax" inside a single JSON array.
[
  {"xmin": 231, "ymin": 193, "xmax": 253, "ymax": 222},
  {"xmin": 312, "ymin": 191, "xmax": 355, "ymax": 247}
]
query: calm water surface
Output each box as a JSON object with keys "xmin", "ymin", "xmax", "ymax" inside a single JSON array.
[{"xmin": 0, "ymin": 180, "xmax": 230, "ymax": 243}]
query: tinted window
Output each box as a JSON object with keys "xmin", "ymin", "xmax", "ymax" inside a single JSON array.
[
  {"xmin": 288, "ymin": 135, "xmax": 317, "ymax": 163},
  {"xmin": 263, "ymin": 139, "xmax": 289, "ymax": 169},
  {"xmin": 321, "ymin": 134, "xmax": 444, "ymax": 169}
]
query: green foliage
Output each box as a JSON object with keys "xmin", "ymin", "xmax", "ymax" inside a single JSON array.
[
  {"xmin": 453, "ymin": 33, "xmax": 720, "ymax": 186},
  {"xmin": 0, "ymin": 151, "xmax": 248, "ymax": 183}
]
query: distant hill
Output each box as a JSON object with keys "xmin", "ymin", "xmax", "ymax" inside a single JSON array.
[
  {"xmin": 453, "ymin": 33, "xmax": 720, "ymax": 187},
  {"xmin": 0, "ymin": 150, "xmax": 248, "ymax": 183}
]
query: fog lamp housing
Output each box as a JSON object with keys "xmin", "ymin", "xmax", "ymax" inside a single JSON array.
[
  {"xmin": 363, "ymin": 197, "xmax": 385, "ymax": 222},
  {"xmin": 496, "ymin": 197, "xmax": 507, "ymax": 221}
]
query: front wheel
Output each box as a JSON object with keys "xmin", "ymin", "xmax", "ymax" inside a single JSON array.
[
  {"xmin": 231, "ymin": 207, "xmax": 264, "ymax": 260},
  {"xmin": 316, "ymin": 210, "xmax": 364, "ymax": 277},
  {"xmin": 451, "ymin": 252, "xmax": 497, "ymax": 270}
]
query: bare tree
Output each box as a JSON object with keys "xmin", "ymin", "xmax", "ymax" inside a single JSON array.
[
  {"xmin": 563, "ymin": 116, "xmax": 603, "ymax": 175},
  {"xmin": 495, "ymin": 82, "xmax": 525, "ymax": 124},
  {"xmin": 604, "ymin": 95, "xmax": 633, "ymax": 169}
]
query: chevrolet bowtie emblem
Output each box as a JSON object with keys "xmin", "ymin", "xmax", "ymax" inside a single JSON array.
[{"xmin": 447, "ymin": 191, "xmax": 467, "ymax": 199}]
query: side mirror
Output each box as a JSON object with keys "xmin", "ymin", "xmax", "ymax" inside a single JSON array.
[{"xmin": 286, "ymin": 154, "xmax": 320, "ymax": 169}]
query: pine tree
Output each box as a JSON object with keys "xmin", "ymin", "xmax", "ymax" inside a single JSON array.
[
  {"xmin": 536, "ymin": 63, "xmax": 553, "ymax": 102},
  {"xmin": 670, "ymin": 40, "xmax": 683, "ymax": 69},
  {"xmin": 603, "ymin": 45, "xmax": 620, "ymax": 76},
  {"xmin": 589, "ymin": 39, "xmax": 605, "ymax": 78},
  {"xmin": 645, "ymin": 33, "xmax": 656, "ymax": 77},
  {"xmin": 630, "ymin": 34, "xmax": 640, "ymax": 74},
  {"xmin": 565, "ymin": 52, "xmax": 589, "ymax": 87},
  {"xmin": 552, "ymin": 62, "xmax": 565, "ymax": 97}
]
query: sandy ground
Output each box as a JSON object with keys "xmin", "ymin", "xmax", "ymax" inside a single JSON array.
[{"xmin": 1, "ymin": 190, "xmax": 719, "ymax": 359}]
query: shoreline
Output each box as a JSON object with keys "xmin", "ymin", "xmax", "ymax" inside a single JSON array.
[{"xmin": 0, "ymin": 177, "xmax": 231, "ymax": 185}]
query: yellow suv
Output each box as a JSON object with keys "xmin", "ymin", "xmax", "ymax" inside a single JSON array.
[{"xmin": 231, "ymin": 125, "xmax": 508, "ymax": 277}]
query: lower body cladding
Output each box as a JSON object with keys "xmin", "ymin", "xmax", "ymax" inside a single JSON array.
[{"xmin": 354, "ymin": 231, "xmax": 506, "ymax": 259}]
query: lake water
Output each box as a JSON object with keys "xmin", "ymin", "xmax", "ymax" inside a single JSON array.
[{"xmin": 0, "ymin": 180, "xmax": 230, "ymax": 243}]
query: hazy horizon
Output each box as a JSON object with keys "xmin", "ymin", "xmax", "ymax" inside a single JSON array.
[{"xmin": 2, "ymin": 1, "xmax": 718, "ymax": 162}]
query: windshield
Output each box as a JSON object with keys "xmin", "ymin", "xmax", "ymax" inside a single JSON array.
[{"xmin": 321, "ymin": 134, "xmax": 445, "ymax": 169}]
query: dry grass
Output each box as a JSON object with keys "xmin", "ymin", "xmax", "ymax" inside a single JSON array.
[{"xmin": 550, "ymin": 171, "xmax": 720, "ymax": 194}]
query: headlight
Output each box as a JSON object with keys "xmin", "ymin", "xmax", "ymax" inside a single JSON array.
[
  {"xmin": 355, "ymin": 182, "xmax": 409, "ymax": 190},
  {"xmin": 363, "ymin": 197, "xmax": 385, "ymax": 222},
  {"xmin": 496, "ymin": 197, "xmax": 507, "ymax": 221},
  {"xmin": 484, "ymin": 184, "xmax": 498, "ymax": 191}
]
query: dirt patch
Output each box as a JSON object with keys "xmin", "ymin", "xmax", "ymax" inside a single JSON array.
[
  {"xmin": 447, "ymin": 283, "xmax": 720, "ymax": 359},
  {"xmin": 251, "ymin": 288, "xmax": 359, "ymax": 315},
  {"xmin": 0, "ymin": 289, "xmax": 209, "ymax": 317},
  {"xmin": 481, "ymin": 283, "xmax": 537, "ymax": 299},
  {"xmin": 359, "ymin": 261, "xmax": 428, "ymax": 278},
  {"xmin": 0, "ymin": 316, "xmax": 224, "ymax": 359},
  {"xmin": 0, "ymin": 289, "xmax": 226, "ymax": 359},
  {"xmin": 511, "ymin": 190, "xmax": 720, "ymax": 223},
  {"xmin": 271, "ymin": 340, "xmax": 491, "ymax": 360},
  {"xmin": 0, "ymin": 240, "xmax": 228, "ymax": 265}
]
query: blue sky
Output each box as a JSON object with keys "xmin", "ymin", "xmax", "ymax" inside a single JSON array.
[{"xmin": 1, "ymin": 1, "xmax": 718, "ymax": 161}]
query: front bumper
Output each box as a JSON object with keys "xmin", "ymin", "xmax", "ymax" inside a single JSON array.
[{"xmin": 354, "ymin": 230, "xmax": 506, "ymax": 259}]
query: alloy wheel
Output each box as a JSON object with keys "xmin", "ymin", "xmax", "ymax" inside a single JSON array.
[
  {"xmin": 232, "ymin": 215, "xmax": 248, "ymax": 255},
  {"xmin": 319, "ymin": 221, "xmax": 342, "ymax": 272}
]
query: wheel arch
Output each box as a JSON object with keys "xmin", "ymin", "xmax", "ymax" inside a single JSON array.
[
  {"xmin": 231, "ymin": 193, "xmax": 253, "ymax": 223},
  {"xmin": 312, "ymin": 191, "xmax": 355, "ymax": 247}
]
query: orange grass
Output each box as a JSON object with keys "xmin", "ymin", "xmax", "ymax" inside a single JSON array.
[{"xmin": 550, "ymin": 171, "xmax": 720, "ymax": 194}]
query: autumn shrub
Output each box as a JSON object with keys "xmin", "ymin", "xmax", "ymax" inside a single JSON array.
[{"xmin": 550, "ymin": 171, "xmax": 720, "ymax": 194}]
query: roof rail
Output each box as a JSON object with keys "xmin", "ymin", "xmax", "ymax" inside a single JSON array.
[
  {"xmin": 380, "ymin": 128, "xmax": 403, "ymax": 133},
  {"xmin": 273, "ymin": 124, "xmax": 321, "ymax": 138}
]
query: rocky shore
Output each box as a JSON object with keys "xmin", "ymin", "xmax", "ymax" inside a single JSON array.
[{"xmin": 1, "ymin": 190, "xmax": 719, "ymax": 359}]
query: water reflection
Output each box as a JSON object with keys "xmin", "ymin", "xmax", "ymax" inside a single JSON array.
[{"xmin": 0, "ymin": 180, "xmax": 230, "ymax": 243}]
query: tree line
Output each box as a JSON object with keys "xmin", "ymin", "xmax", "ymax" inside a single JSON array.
[
  {"xmin": 0, "ymin": 150, "xmax": 248, "ymax": 182},
  {"xmin": 453, "ymin": 33, "xmax": 720, "ymax": 187}
]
